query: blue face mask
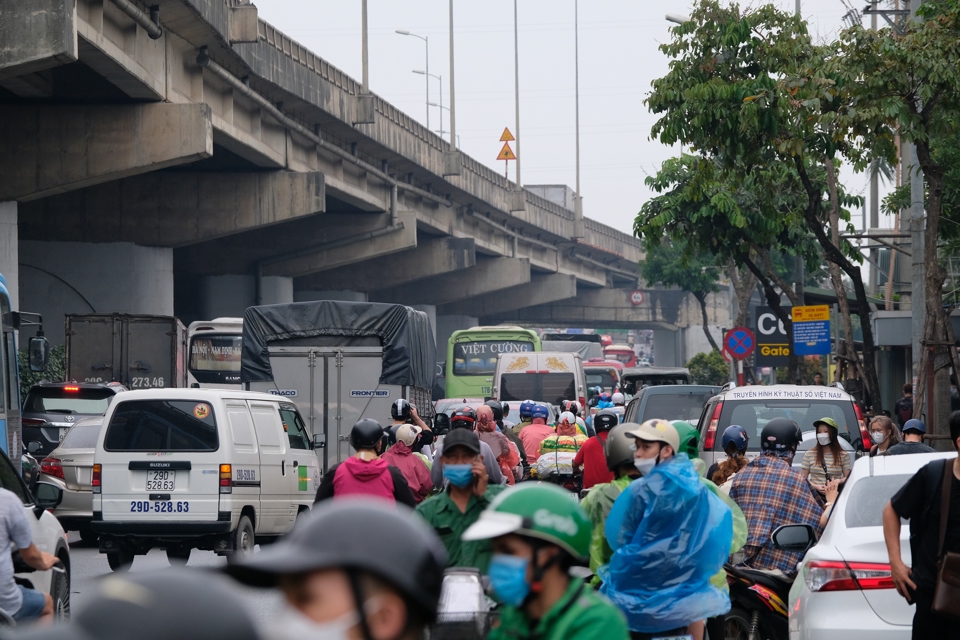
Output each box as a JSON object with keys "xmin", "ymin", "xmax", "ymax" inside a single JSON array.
[
  {"xmin": 488, "ymin": 554, "xmax": 530, "ymax": 607},
  {"xmin": 442, "ymin": 464, "xmax": 474, "ymax": 488}
]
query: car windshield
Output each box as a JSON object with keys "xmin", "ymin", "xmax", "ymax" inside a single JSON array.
[
  {"xmin": 104, "ymin": 400, "xmax": 219, "ymax": 452},
  {"xmin": 844, "ymin": 474, "xmax": 912, "ymax": 528},
  {"xmin": 25, "ymin": 388, "xmax": 113, "ymax": 415},
  {"xmin": 60, "ymin": 424, "xmax": 103, "ymax": 449},
  {"xmin": 586, "ymin": 371, "xmax": 618, "ymax": 391},
  {"xmin": 713, "ymin": 399, "xmax": 858, "ymax": 451},
  {"xmin": 638, "ymin": 391, "xmax": 714, "ymax": 423}
]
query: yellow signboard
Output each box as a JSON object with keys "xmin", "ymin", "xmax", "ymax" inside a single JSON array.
[
  {"xmin": 497, "ymin": 142, "xmax": 517, "ymax": 161},
  {"xmin": 500, "ymin": 127, "xmax": 515, "ymax": 142},
  {"xmin": 792, "ymin": 305, "xmax": 830, "ymax": 322}
]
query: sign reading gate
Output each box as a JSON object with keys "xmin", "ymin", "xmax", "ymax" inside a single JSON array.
[{"xmin": 754, "ymin": 306, "xmax": 792, "ymax": 367}]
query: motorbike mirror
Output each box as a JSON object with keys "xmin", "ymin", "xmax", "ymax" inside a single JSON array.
[
  {"xmin": 771, "ymin": 524, "xmax": 818, "ymax": 552},
  {"xmin": 433, "ymin": 412, "xmax": 451, "ymax": 435}
]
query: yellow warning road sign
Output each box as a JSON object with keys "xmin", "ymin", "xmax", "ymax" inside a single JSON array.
[
  {"xmin": 497, "ymin": 142, "xmax": 517, "ymax": 161},
  {"xmin": 500, "ymin": 128, "xmax": 515, "ymax": 142}
]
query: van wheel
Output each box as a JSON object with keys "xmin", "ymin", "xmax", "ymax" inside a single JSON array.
[
  {"xmin": 166, "ymin": 548, "xmax": 191, "ymax": 566},
  {"xmin": 227, "ymin": 515, "xmax": 255, "ymax": 565},
  {"xmin": 106, "ymin": 550, "xmax": 134, "ymax": 572}
]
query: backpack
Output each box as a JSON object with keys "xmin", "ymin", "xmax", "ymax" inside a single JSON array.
[{"xmin": 896, "ymin": 396, "xmax": 913, "ymax": 425}]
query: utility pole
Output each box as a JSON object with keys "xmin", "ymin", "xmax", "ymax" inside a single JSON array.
[
  {"xmin": 361, "ymin": 0, "xmax": 369, "ymax": 94},
  {"xmin": 869, "ymin": 0, "xmax": 880, "ymax": 294},
  {"xmin": 572, "ymin": 0, "xmax": 584, "ymax": 239},
  {"xmin": 448, "ymin": 0, "xmax": 456, "ymax": 148},
  {"xmin": 513, "ymin": 0, "xmax": 521, "ymax": 190}
]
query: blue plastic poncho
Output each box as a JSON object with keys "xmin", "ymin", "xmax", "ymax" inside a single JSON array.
[{"xmin": 599, "ymin": 454, "xmax": 733, "ymax": 633}]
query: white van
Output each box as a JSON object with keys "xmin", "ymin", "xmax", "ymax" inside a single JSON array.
[
  {"xmin": 91, "ymin": 389, "xmax": 320, "ymax": 571},
  {"xmin": 492, "ymin": 351, "xmax": 586, "ymax": 410}
]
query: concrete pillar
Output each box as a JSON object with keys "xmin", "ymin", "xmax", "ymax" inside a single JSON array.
[
  {"xmin": 294, "ymin": 290, "xmax": 368, "ymax": 303},
  {"xmin": 19, "ymin": 241, "xmax": 173, "ymax": 344},
  {"xmin": 260, "ymin": 276, "xmax": 293, "ymax": 305},
  {"xmin": 0, "ymin": 202, "xmax": 17, "ymax": 311},
  {"xmin": 436, "ymin": 315, "xmax": 479, "ymax": 357},
  {"xmin": 198, "ymin": 275, "xmax": 256, "ymax": 320},
  {"xmin": 652, "ymin": 329, "xmax": 680, "ymax": 368},
  {"xmin": 683, "ymin": 324, "xmax": 723, "ymax": 363}
]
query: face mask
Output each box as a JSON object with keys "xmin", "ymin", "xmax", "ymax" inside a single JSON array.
[
  {"xmin": 443, "ymin": 463, "xmax": 474, "ymax": 488},
  {"xmin": 269, "ymin": 605, "xmax": 359, "ymax": 640},
  {"xmin": 816, "ymin": 433, "xmax": 832, "ymax": 447},
  {"xmin": 870, "ymin": 431, "xmax": 886, "ymax": 445},
  {"xmin": 633, "ymin": 456, "xmax": 657, "ymax": 476},
  {"xmin": 488, "ymin": 554, "xmax": 530, "ymax": 607}
]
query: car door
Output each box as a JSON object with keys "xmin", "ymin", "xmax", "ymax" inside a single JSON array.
[
  {"xmin": 248, "ymin": 401, "xmax": 292, "ymax": 533},
  {"xmin": 279, "ymin": 404, "xmax": 318, "ymax": 513}
]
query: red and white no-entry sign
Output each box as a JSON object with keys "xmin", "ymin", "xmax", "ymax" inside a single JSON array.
[{"xmin": 629, "ymin": 290, "xmax": 645, "ymax": 306}]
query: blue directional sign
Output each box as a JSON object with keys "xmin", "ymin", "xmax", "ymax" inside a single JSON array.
[
  {"xmin": 792, "ymin": 305, "xmax": 832, "ymax": 356},
  {"xmin": 724, "ymin": 327, "xmax": 755, "ymax": 361}
]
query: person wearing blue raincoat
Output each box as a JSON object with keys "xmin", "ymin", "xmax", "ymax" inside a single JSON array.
[{"xmin": 599, "ymin": 419, "xmax": 732, "ymax": 638}]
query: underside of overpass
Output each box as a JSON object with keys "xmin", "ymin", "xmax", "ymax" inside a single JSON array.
[{"xmin": 0, "ymin": 0, "xmax": 731, "ymax": 350}]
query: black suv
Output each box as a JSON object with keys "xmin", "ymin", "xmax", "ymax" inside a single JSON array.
[{"xmin": 22, "ymin": 382, "xmax": 126, "ymax": 456}]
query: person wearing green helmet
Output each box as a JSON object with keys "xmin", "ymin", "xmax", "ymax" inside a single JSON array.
[
  {"xmin": 462, "ymin": 483, "xmax": 629, "ymax": 640},
  {"xmin": 671, "ymin": 420, "xmax": 707, "ymax": 476}
]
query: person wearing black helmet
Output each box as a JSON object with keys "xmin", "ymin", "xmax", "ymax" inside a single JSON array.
[
  {"xmin": 430, "ymin": 407, "xmax": 505, "ymax": 487},
  {"xmin": 573, "ymin": 409, "xmax": 618, "ymax": 490},
  {"xmin": 388, "ymin": 399, "xmax": 433, "ymax": 453},
  {"xmin": 314, "ymin": 419, "xmax": 417, "ymax": 507},
  {"xmin": 728, "ymin": 417, "xmax": 823, "ymax": 577},
  {"xmin": 15, "ymin": 570, "xmax": 260, "ymax": 640},
  {"xmin": 226, "ymin": 500, "xmax": 446, "ymax": 640}
]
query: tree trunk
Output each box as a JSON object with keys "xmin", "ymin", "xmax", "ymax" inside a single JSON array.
[
  {"xmin": 758, "ymin": 249, "xmax": 801, "ymax": 307},
  {"xmin": 694, "ymin": 291, "xmax": 722, "ymax": 352},
  {"xmin": 794, "ymin": 156, "xmax": 884, "ymax": 411},
  {"xmin": 742, "ymin": 253, "xmax": 800, "ymax": 382},
  {"xmin": 825, "ymin": 161, "xmax": 860, "ymax": 391},
  {"xmin": 727, "ymin": 257, "xmax": 757, "ymax": 328}
]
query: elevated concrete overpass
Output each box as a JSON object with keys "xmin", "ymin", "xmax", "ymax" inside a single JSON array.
[{"xmin": 0, "ymin": 0, "xmax": 730, "ymax": 363}]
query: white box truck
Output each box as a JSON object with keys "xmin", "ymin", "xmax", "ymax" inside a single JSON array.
[{"xmin": 241, "ymin": 301, "xmax": 436, "ymax": 472}]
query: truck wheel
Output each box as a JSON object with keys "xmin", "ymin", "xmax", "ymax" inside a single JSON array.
[
  {"xmin": 227, "ymin": 515, "xmax": 255, "ymax": 565},
  {"xmin": 166, "ymin": 547, "xmax": 191, "ymax": 566},
  {"xmin": 107, "ymin": 550, "xmax": 134, "ymax": 572}
]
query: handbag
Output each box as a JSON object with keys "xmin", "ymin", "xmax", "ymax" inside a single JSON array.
[{"xmin": 932, "ymin": 459, "xmax": 960, "ymax": 618}]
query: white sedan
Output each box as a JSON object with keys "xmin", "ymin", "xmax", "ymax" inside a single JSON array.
[{"xmin": 781, "ymin": 451, "xmax": 955, "ymax": 639}]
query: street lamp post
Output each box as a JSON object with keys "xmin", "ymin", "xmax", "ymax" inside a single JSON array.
[
  {"xmin": 513, "ymin": 0, "xmax": 521, "ymax": 189},
  {"xmin": 361, "ymin": 0, "xmax": 369, "ymax": 93},
  {"xmin": 416, "ymin": 70, "xmax": 443, "ymax": 132},
  {"xmin": 396, "ymin": 30, "xmax": 429, "ymax": 129},
  {"xmin": 429, "ymin": 101, "xmax": 450, "ymax": 140},
  {"xmin": 448, "ymin": 0, "xmax": 456, "ymax": 148}
]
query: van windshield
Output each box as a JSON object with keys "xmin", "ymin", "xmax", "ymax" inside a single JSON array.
[
  {"xmin": 499, "ymin": 373, "xmax": 576, "ymax": 406},
  {"xmin": 104, "ymin": 400, "xmax": 219, "ymax": 452},
  {"xmin": 713, "ymin": 399, "xmax": 858, "ymax": 451}
]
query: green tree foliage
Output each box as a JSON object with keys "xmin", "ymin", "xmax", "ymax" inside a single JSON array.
[
  {"xmin": 18, "ymin": 344, "xmax": 65, "ymax": 401},
  {"xmin": 640, "ymin": 239, "xmax": 722, "ymax": 352},
  {"xmin": 687, "ymin": 349, "xmax": 729, "ymax": 386}
]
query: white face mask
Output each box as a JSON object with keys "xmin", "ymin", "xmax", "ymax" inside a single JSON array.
[
  {"xmin": 870, "ymin": 431, "xmax": 886, "ymax": 445},
  {"xmin": 266, "ymin": 604, "xmax": 360, "ymax": 640},
  {"xmin": 816, "ymin": 433, "xmax": 832, "ymax": 447},
  {"xmin": 633, "ymin": 456, "xmax": 657, "ymax": 476}
]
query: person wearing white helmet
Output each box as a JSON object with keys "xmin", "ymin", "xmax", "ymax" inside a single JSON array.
[{"xmin": 611, "ymin": 392, "xmax": 625, "ymax": 407}]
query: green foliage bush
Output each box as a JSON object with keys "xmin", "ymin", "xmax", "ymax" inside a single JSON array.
[
  {"xmin": 17, "ymin": 344, "xmax": 66, "ymax": 401},
  {"xmin": 687, "ymin": 349, "xmax": 729, "ymax": 386}
]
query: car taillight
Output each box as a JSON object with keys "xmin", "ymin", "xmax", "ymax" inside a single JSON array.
[
  {"xmin": 21, "ymin": 418, "xmax": 45, "ymax": 427},
  {"xmin": 853, "ymin": 404, "xmax": 869, "ymax": 448},
  {"xmin": 40, "ymin": 457, "xmax": 64, "ymax": 480},
  {"xmin": 805, "ymin": 560, "xmax": 894, "ymax": 592},
  {"xmin": 220, "ymin": 463, "xmax": 233, "ymax": 494},
  {"xmin": 92, "ymin": 463, "xmax": 101, "ymax": 494},
  {"xmin": 704, "ymin": 402, "xmax": 723, "ymax": 449}
]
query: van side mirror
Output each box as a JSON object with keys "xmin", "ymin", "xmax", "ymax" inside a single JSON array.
[
  {"xmin": 34, "ymin": 483, "xmax": 62, "ymax": 510},
  {"xmin": 771, "ymin": 524, "xmax": 817, "ymax": 552},
  {"xmin": 28, "ymin": 337, "xmax": 50, "ymax": 373},
  {"xmin": 313, "ymin": 433, "xmax": 325, "ymax": 449}
]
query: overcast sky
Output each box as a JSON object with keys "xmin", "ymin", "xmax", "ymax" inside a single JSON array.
[{"xmin": 254, "ymin": 0, "xmax": 893, "ymax": 234}]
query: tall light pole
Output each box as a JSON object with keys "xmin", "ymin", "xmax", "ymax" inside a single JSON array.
[
  {"xmin": 361, "ymin": 0, "xmax": 369, "ymax": 93},
  {"xmin": 573, "ymin": 0, "xmax": 583, "ymax": 238},
  {"xmin": 416, "ymin": 70, "xmax": 442, "ymax": 132},
  {"xmin": 448, "ymin": 0, "xmax": 457, "ymax": 148},
  {"xmin": 396, "ymin": 30, "xmax": 429, "ymax": 129},
  {"xmin": 513, "ymin": 0, "xmax": 521, "ymax": 189}
]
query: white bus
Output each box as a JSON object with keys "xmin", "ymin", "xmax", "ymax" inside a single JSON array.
[{"xmin": 187, "ymin": 318, "xmax": 243, "ymax": 389}]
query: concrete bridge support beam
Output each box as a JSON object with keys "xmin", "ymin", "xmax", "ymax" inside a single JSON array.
[
  {"xmin": 0, "ymin": 0, "xmax": 76, "ymax": 81},
  {"xmin": 0, "ymin": 103, "xmax": 213, "ymax": 201},
  {"xmin": 444, "ymin": 273, "xmax": 577, "ymax": 319},
  {"xmin": 20, "ymin": 171, "xmax": 325, "ymax": 246},
  {"xmin": 373, "ymin": 258, "xmax": 531, "ymax": 307},
  {"xmin": 19, "ymin": 241, "xmax": 173, "ymax": 344},
  {"xmin": 437, "ymin": 315, "xmax": 480, "ymax": 360}
]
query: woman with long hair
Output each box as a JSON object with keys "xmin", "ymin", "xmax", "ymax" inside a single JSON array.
[
  {"xmin": 800, "ymin": 417, "xmax": 852, "ymax": 496},
  {"xmin": 868, "ymin": 415, "xmax": 901, "ymax": 456},
  {"xmin": 707, "ymin": 425, "xmax": 750, "ymax": 492}
]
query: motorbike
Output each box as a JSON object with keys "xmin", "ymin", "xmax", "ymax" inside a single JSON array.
[
  {"xmin": 724, "ymin": 563, "xmax": 792, "ymax": 640},
  {"xmin": 430, "ymin": 567, "xmax": 495, "ymax": 640}
]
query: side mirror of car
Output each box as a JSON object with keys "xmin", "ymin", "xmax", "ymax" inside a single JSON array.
[
  {"xmin": 34, "ymin": 482, "xmax": 62, "ymax": 511},
  {"xmin": 26, "ymin": 441, "xmax": 42, "ymax": 455},
  {"xmin": 433, "ymin": 412, "xmax": 451, "ymax": 435},
  {"xmin": 28, "ymin": 336, "xmax": 50, "ymax": 373},
  {"xmin": 771, "ymin": 523, "xmax": 818, "ymax": 552},
  {"xmin": 312, "ymin": 433, "xmax": 325, "ymax": 449}
]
